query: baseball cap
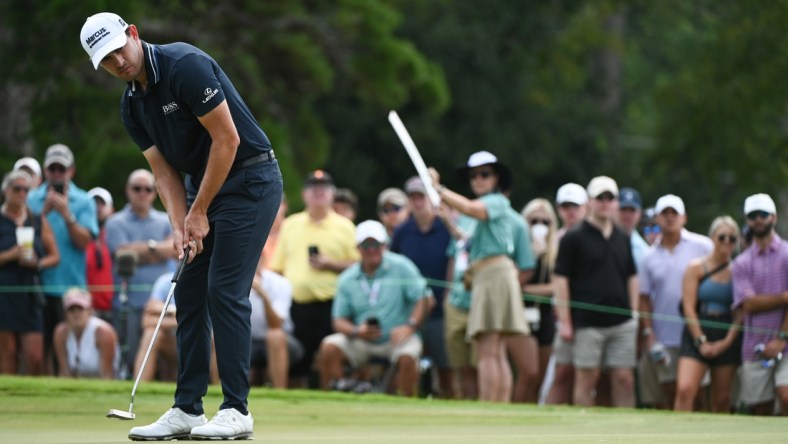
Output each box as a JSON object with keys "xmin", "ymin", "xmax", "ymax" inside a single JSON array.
[
  {"xmin": 88, "ymin": 187, "xmax": 114, "ymax": 208},
  {"xmin": 655, "ymin": 194, "xmax": 686, "ymax": 215},
  {"xmin": 555, "ymin": 183, "xmax": 588, "ymax": 205},
  {"xmin": 404, "ymin": 176, "xmax": 426, "ymax": 195},
  {"xmin": 63, "ymin": 288, "xmax": 92, "ymax": 310},
  {"xmin": 355, "ymin": 220, "xmax": 388, "ymax": 245},
  {"xmin": 44, "ymin": 144, "xmax": 74, "ymax": 169},
  {"xmin": 586, "ymin": 176, "xmax": 619, "ymax": 199},
  {"xmin": 13, "ymin": 157, "xmax": 42, "ymax": 179},
  {"xmin": 80, "ymin": 12, "xmax": 129, "ymax": 69},
  {"xmin": 744, "ymin": 193, "xmax": 776, "ymax": 215},
  {"xmin": 619, "ymin": 187, "xmax": 642, "ymax": 210},
  {"xmin": 377, "ymin": 188, "xmax": 407, "ymax": 208},
  {"xmin": 304, "ymin": 170, "xmax": 334, "ymax": 187}
]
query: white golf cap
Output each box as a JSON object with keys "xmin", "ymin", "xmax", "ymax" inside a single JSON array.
[
  {"xmin": 355, "ymin": 220, "xmax": 388, "ymax": 245},
  {"xmin": 655, "ymin": 194, "xmax": 686, "ymax": 215},
  {"xmin": 744, "ymin": 193, "xmax": 776, "ymax": 215},
  {"xmin": 465, "ymin": 151, "xmax": 498, "ymax": 168},
  {"xmin": 88, "ymin": 187, "xmax": 114, "ymax": 208},
  {"xmin": 80, "ymin": 12, "xmax": 129, "ymax": 69},
  {"xmin": 586, "ymin": 176, "xmax": 618, "ymax": 199},
  {"xmin": 13, "ymin": 157, "xmax": 42, "ymax": 179},
  {"xmin": 556, "ymin": 183, "xmax": 588, "ymax": 205},
  {"xmin": 44, "ymin": 144, "xmax": 74, "ymax": 169}
]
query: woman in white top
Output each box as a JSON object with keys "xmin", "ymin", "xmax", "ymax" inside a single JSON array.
[{"xmin": 53, "ymin": 288, "xmax": 118, "ymax": 379}]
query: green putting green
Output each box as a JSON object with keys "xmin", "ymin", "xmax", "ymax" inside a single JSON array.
[{"xmin": 0, "ymin": 376, "xmax": 784, "ymax": 443}]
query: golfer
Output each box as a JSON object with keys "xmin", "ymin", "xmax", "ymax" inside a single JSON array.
[{"xmin": 81, "ymin": 12, "xmax": 282, "ymax": 440}]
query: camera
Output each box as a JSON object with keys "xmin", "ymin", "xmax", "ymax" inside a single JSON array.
[
  {"xmin": 52, "ymin": 182, "xmax": 65, "ymax": 194},
  {"xmin": 366, "ymin": 317, "xmax": 380, "ymax": 328},
  {"xmin": 308, "ymin": 245, "xmax": 319, "ymax": 256}
]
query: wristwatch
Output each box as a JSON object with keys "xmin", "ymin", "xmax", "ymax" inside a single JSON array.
[
  {"xmin": 147, "ymin": 239, "xmax": 158, "ymax": 252},
  {"xmin": 66, "ymin": 214, "xmax": 77, "ymax": 225},
  {"xmin": 407, "ymin": 318, "xmax": 419, "ymax": 329},
  {"xmin": 641, "ymin": 327, "xmax": 654, "ymax": 338},
  {"xmin": 694, "ymin": 335, "xmax": 708, "ymax": 348}
]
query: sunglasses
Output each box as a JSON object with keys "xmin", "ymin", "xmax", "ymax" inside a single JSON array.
[
  {"xmin": 10, "ymin": 185, "xmax": 30, "ymax": 193},
  {"xmin": 468, "ymin": 170, "xmax": 494, "ymax": 180},
  {"xmin": 717, "ymin": 234, "xmax": 738, "ymax": 244},
  {"xmin": 380, "ymin": 205, "xmax": 402, "ymax": 214},
  {"xmin": 746, "ymin": 210, "xmax": 771, "ymax": 220},
  {"xmin": 558, "ymin": 202, "xmax": 580, "ymax": 210},
  {"xmin": 47, "ymin": 164, "xmax": 67, "ymax": 173},
  {"xmin": 529, "ymin": 218, "xmax": 550, "ymax": 226},
  {"xmin": 359, "ymin": 240, "xmax": 383, "ymax": 250},
  {"xmin": 131, "ymin": 185, "xmax": 154, "ymax": 193},
  {"xmin": 643, "ymin": 225, "xmax": 661, "ymax": 236},
  {"xmin": 595, "ymin": 192, "xmax": 616, "ymax": 202}
]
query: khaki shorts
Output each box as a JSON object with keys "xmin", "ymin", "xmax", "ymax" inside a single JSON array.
[
  {"xmin": 739, "ymin": 359, "xmax": 788, "ymax": 405},
  {"xmin": 574, "ymin": 319, "xmax": 637, "ymax": 369},
  {"xmin": 552, "ymin": 324, "xmax": 573, "ymax": 365},
  {"xmin": 322, "ymin": 332, "xmax": 422, "ymax": 368},
  {"xmin": 444, "ymin": 300, "xmax": 476, "ymax": 368},
  {"xmin": 637, "ymin": 347, "xmax": 680, "ymax": 405}
]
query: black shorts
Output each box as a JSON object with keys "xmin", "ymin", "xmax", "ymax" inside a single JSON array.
[
  {"xmin": 527, "ymin": 302, "xmax": 555, "ymax": 347},
  {"xmin": 679, "ymin": 313, "xmax": 741, "ymax": 367}
]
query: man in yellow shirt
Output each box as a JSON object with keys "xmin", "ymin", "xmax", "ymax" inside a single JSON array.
[{"xmin": 270, "ymin": 170, "xmax": 359, "ymax": 386}]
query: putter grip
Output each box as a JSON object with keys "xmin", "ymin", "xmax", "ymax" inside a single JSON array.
[{"xmin": 171, "ymin": 247, "xmax": 191, "ymax": 283}]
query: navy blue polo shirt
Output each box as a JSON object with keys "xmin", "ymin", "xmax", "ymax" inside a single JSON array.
[
  {"xmin": 390, "ymin": 216, "xmax": 451, "ymax": 319},
  {"xmin": 121, "ymin": 42, "xmax": 271, "ymax": 177}
]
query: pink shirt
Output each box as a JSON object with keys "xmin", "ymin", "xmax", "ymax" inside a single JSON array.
[{"xmin": 732, "ymin": 234, "xmax": 788, "ymax": 362}]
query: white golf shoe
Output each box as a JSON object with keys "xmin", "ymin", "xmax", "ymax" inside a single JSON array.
[
  {"xmin": 190, "ymin": 408, "xmax": 253, "ymax": 440},
  {"xmin": 128, "ymin": 407, "xmax": 207, "ymax": 441}
]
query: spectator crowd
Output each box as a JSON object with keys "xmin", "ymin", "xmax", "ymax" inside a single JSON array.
[{"xmin": 2, "ymin": 144, "xmax": 788, "ymax": 416}]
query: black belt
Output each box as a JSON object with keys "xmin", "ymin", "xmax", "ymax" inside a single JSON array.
[{"xmin": 229, "ymin": 151, "xmax": 275, "ymax": 175}]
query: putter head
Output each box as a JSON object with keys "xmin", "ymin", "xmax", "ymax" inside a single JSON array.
[{"xmin": 107, "ymin": 409, "xmax": 135, "ymax": 420}]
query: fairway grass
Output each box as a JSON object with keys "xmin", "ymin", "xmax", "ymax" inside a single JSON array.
[{"xmin": 0, "ymin": 376, "xmax": 784, "ymax": 443}]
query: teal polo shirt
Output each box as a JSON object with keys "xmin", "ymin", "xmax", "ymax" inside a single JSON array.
[
  {"xmin": 333, "ymin": 251, "xmax": 429, "ymax": 344},
  {"xmin": 469, "ymin": 192, "xmax": 513, "ymax": 261},
  {"xmin": 28, "ymin": 182, "xmax": 99, "ymax": 296}
]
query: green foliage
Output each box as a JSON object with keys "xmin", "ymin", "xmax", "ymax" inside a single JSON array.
[{"xmin": 1, "ymin": 0, "xmax": 786, "ymax": 230}]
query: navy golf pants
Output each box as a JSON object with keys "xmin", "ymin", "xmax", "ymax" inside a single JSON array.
[{"xmin": 173, "ymin": 159, "xmax": 282, "ymax": 415}]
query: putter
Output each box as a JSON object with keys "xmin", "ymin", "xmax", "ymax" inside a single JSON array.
[{"xmin": 107, "ymin": 248, "xmax": 190, "ymax": 420}]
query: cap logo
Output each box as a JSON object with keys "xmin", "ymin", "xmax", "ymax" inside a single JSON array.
[{"xmin": 85, "ymin": 27, "xmax": 110, "ymax": 49}]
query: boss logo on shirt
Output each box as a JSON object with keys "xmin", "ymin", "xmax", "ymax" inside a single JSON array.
[
  {"xmin": 162, "ymin": 102, "xmax": 180, "ymax": 115},
  {"xmin": 202, "ymin": 87, "xmax": 219, "ymax": 104}
]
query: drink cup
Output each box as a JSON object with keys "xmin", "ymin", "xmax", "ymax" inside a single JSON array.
[{"xmin": 15, "ymin": 227, "xmax": 34, "ymax": 261}]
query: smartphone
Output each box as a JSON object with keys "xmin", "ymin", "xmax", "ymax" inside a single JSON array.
[
  {"xmin": 52, "ymin": 182, "xmax": 65, "ymax": 194},
  {"xmin": 366, "ymin": 317, "xmax": 380, "ymax": 328},
  {"xmin": 308, "ymin": 245, "xmax": 319, "ymax": 256}
]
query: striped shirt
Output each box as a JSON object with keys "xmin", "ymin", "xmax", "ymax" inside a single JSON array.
[{"xmin": 732, "ymin": 234, "xmax": 788, "ymax": 362}]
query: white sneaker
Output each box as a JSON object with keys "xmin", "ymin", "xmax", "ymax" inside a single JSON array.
[
  {"xmin": 128, "ymin": 407, "xmax": 207, "ymax": 441},
  {"xmin": 190, "ymin": 408, "xmax": 253, "ymax": 440}
]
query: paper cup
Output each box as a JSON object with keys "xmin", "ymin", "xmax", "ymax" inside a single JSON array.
[{"xmin": 15, "ymin": 227, "xmax": 34, "ymax": 260}]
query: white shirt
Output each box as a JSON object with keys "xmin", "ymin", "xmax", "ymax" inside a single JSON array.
[
  {"xmin": 250, "ymin": 270, "xmax": 294, "ymax": 340},
  {"xmin": 66, "ymin": 316, "xmax": 119, "ymax": 377}
]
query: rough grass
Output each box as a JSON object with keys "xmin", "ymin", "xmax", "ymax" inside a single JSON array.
[{"xmin": 0, "ymin": 376, "xmax": 784, "ymax": 443}]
